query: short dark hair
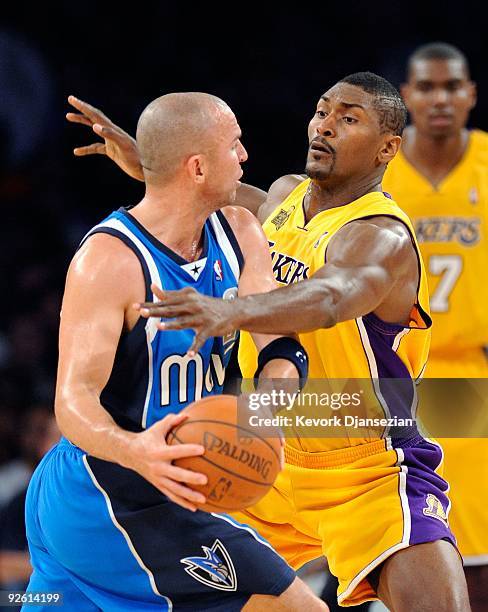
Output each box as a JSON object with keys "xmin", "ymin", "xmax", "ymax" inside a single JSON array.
[
  {"xmin": 338, "ymin": 71, "xmax": 407, "ymax": 136},
  {"xmin": 407, "ymin": 42, "xmax": 470, "ymax": 78}
]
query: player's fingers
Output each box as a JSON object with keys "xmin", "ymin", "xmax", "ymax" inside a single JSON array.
[
  {"xmin": 149, "ymin": 295, "xmax": 190, "ymax": 308},
  {"xmin": 163, "ymin": 490, "xmax": 197, "ymax": 512},
  {"xmin": 161, "ymin": 306, "xmax": 194, "ymax": 317},
  {"xmin": 155, "ymin": 287, "xmax": 197, "ymax": 303},
  {"xmin": 157, "ymin": 316, "xmax": 196, "ymax": 331},
  {"xmin": 73, "ymin": 143, "xmax": 107, "ymax": 157},
  {"xmin": 66, "ymin": 112, "xmax": 93, "ymax": 126},
  {"xmin": 137, "ymin": 296, "xmax": 188, "ymax": 314},
  {"xmin": 147, "ymin": 306, "xmax": 195, "ymax": 319},
  {"xmin": 68, "ymin": 95, "xmax": 108, "ymax": 123},
  {"xmin": 92, "ymin": 123, "xmax": 123, "ymax": 142},
  {"xmin": 159, "ymin": 476, "xmax": 206, "ymax": 505},
  {"xmin": 139, "ymin": 302, "xmax": 188, "ymax": 315},
  {"xmin": 151, "ymin": 283, "xmax": 165, "ymax": 301},
  {"xmin": 162, "ymin": 442, "xmax": 205, "ymax": 460},
  {"xmin": 138, "ymin": 306, "xmax": 165, "ymax": 318},
  {"xmin": 187, "ymin": 331, "xmax": 209, "ymax": 356},
  {"xmin": 164, "ymin": 464, "xmax": 208, "ymax": 486},
  {"xmin": 155, "ymin": 411, "xmax": 189, "ymax": 435},
  {"xmin": 138, "ymin": 305, "xmax": 176, "ymax": 317}
]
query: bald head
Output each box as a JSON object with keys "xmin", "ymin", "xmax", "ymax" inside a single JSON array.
[{"xmin": 136, "ymin": 92, "xmax": 231, "ymax": 185}]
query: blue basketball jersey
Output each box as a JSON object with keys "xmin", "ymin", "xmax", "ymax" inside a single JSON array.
[
  {"xmin": 25, "ymin": 206, "xmax": 295, "ymax": 610},
  {"xmin": 81, "ymin": 206, "xmax": 243, "ymax": 431}
]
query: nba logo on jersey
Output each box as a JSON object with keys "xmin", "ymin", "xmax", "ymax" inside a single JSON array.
[
  {"xmin": 214, "ymin": 259, "xmax": 223, "ymax": 281},
  {"xmin": 313, "ymin": 231, "xmax": 329, "ymax": 248},
  {"xmin": 469, "ymin": 187, "xmax": 478, "ymax": 205}
]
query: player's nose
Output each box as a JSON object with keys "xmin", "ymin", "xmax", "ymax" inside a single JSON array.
[
  {"xmin": 432, "ymin": 87, "xmax": 449, "ymax": 105},
  {"xmin": 238, "ymin": 142, "xmax": 248, "ymax": 163},
  {"xmin": 316, "ymin": 115, "xmax": 336, "ymax": 139}
]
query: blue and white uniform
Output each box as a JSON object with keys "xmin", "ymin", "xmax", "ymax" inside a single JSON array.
[{"xmin": 25, "ymin": 207, "xmax": 295, "ymax": 611}]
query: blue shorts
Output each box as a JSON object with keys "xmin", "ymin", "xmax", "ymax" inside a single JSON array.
[{"xmin": 24, "ymin": 438, "xmax": 295, "ymax": 611}]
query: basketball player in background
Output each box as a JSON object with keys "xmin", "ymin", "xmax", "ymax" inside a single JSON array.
[
  {"xmin": 382, "ymin": 42, "xmax": 488, "ymax": 611},
  {"xmin": 27, "ymin": 92, "xmax": 325, "ymax": 611},
  {"xmin": 68, "ymin": 73, "xmax": 471, "ymax": 610}
]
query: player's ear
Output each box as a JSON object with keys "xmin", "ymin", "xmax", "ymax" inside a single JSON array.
[
  {"xmin": 187, "ymin": 154, "xmax": 206, "ymax": 184},
  {"xmin": 468, "ymin": 80, "xmax": 477, "ymax": 111},
  {"xmin": 378, "ymin": 135, "xmax": 402, "ymax": 165},
  {"xmin": 400, "ymin": 83, "xmax": 412, "ymax": 112}
]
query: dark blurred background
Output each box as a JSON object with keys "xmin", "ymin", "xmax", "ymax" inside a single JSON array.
[{"xmin": 0, "ymin": 0, "xmax": 487, "ymax": 519}]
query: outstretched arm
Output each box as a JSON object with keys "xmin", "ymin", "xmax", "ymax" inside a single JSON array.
[
  {"xmin": 137, "ymin": 216, "xmax": 418, "ymax": 350},
  {"xmin": 224, "ymin": 217, "xmax": 418, "ymax": 334}
]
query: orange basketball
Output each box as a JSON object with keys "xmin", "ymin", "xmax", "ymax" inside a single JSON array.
[{"xmin": 166, "ymin": 395, "xmax": 281, "ymax": 512}]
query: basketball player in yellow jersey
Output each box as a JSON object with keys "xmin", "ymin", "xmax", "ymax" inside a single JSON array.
[
  {"xmin": 68, "ymin": 75, "xmax": 470, "ymax": 610},
  {"xmin": 383, "ymin": 42, "xmax": 488, "ymax": 611}
]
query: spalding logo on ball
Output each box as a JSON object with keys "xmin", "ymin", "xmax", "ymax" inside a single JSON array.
[{"xmin": 166, "ymin": 395, "xmax": 281, "ymax": 512}]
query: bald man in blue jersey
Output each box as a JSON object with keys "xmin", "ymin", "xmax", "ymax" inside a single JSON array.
[{"xmin": 25, "ymin": 93, "xmax": 325, "ymax": 611}]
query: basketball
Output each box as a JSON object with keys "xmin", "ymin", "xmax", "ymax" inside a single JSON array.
[{"xmin": 166, "ymin": 394, "xmax": 282, "ymax": 512}]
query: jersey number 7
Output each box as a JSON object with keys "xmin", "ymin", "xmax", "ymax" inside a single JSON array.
[{"xmin": 429, "ymin": 254, "xmax": 463, "ymax": 313}]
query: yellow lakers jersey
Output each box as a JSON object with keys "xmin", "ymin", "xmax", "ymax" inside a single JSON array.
[
  {"xmin": 239, "ymin": 179, "xmax": 432, "ymax": 451},
  {"xmin": 383, "ymin": 130, "xmax": 488, "ymax": 373}
]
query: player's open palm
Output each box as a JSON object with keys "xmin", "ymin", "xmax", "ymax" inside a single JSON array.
[
  {"xmin": 128, "ymin": 412, "xmax": 208, "ymax": 512},
  {"xmin": 66, "ymin": 95, "xmax": 144, "ymax": 181}
]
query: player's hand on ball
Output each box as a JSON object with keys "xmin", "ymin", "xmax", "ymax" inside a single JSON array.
[
  {"xmin": 135, "ymin": 284, "xmax": 236, "ymax": 356},
  {"xmin": 127, "ymin": 413, "xmax": 208, "ymax": 512},
  {"xmin": 66, "ymin": 95, "xmax": 144, "ymax": 181}
]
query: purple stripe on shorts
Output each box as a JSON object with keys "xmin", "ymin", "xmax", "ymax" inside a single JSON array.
[{"xmin": 397, "ymin": 437, "xmax": 456, "ymax": 547}]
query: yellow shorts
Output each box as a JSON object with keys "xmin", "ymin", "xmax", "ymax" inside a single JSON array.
[
  {"xmin": 421, "ymin": 351, "xmax": 488, "ymax": 565},
  {"xmin": 441, "ymin": 438, "xmax": 488, "ymax": 564},
  {"xmin": 231, "ymin": 436, "xmax": 455, "ymax": 607}
]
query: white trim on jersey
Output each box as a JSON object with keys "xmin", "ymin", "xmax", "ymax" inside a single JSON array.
[
  {"xmin": 208, "ymin": 213, "xmax": 241, "ymax": 282},
  {"xmin": 391, "ymin": 329, "xmax": 420, "ymax": 421},
  {"xmin": 180, "ymin": 257, "xmax": 208, "ymax": 281},
  {"xmin": 82, "ymin": 455, "xmax": 173, "ymax": 609},
  {"xmin": 357, "ymin": 318, "xmax": 420, "ymax": 428},
  {"xmin": 410, "ymin": 383, "xmax": 419, "ymax": 421},
  {"xmin": 83, "ymin": 218, "xmax": 162, "ymax": 430},
  {"xmin": 356, "ymin": 317, "xmax": 392, "ymax": 436},
  {"xmin": 415, "ymin": 361, "xmax": 427, "ymax": 384},
  {"xmin": 392, "ymin": 328, "xmax": 410, "ymax": 353}
]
